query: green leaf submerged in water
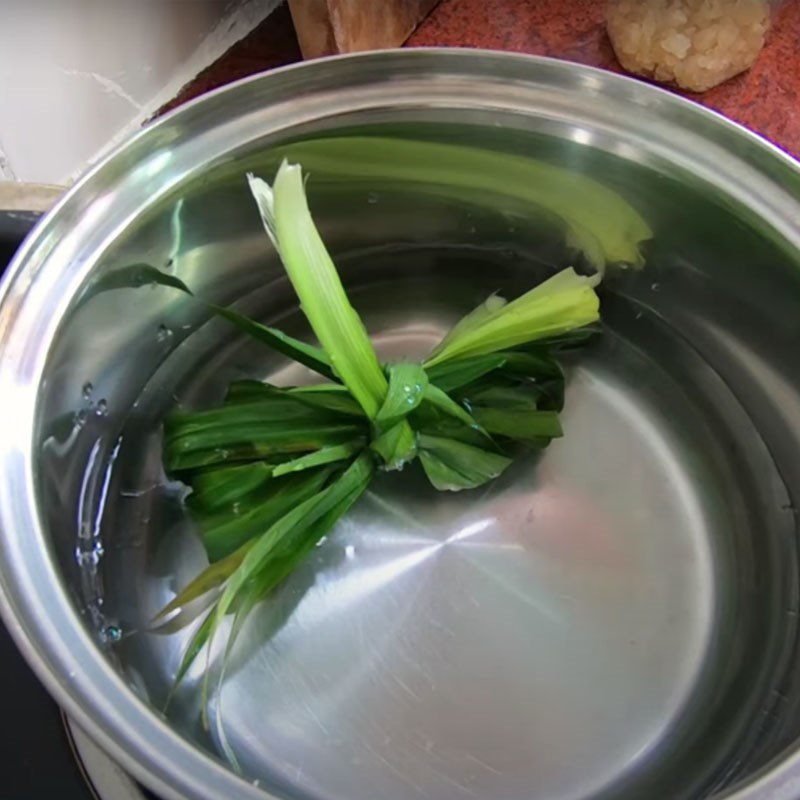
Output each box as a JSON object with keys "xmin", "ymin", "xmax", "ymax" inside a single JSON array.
[{"xmin": 147, "ymin": 155, "xmax": 618, "ymax": 735}]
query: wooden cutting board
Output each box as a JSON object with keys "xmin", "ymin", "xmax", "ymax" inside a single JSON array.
[{"xmin": 288, "ymin": 0, "xmax": 440, "ymax": 58}]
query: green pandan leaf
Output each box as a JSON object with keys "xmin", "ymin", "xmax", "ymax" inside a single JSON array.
[
  {"xmin": 223, "ymin": 381, "xmax": 364, "ymax": 417},
  {"xmin": 422, "ymin": 383, "xmax": 485, "ymax": 433},
  {"xmin": 470, "ymin": 407, "xmax": 563, "ymax": 441},
  {"xmin": 87, "ymin": 263, "xmax": 336, "ymax": 380},
  {"xmin": 151, "ymin": 542, "xmax": 253, "ymax": 624},
  {"xmin": 200, "ymin": 454, "xmax": 375, "ymax": 715},
  {"xmin": 429, "ymin": 293, "xmax": 507, "ymax": 360},
  {"xmin": 426, "ymin": 354, "xmax": 508, "ymax": 392},
  {"xmin": 268, "ymin": 136, "xmax": 651, "ymax": 268},
  {"xmin": 155, "ymin": 151, "xmax": 615, "ymax": 738},
  {"xmin": 248, "ymin": 167, "xmax": 387, "ymax": 418},
  {"xmin": 370, "ymin": 422, "xmax": 418, "ymax": 470},
  {"xmin": 418, "ymin": 434, "xmax": 511, "ymax": 491},
  {"xmin": 187, "ymin": 462, "xmax": 274, "ymax": 512},
  {"xmin": 167, "ymin": 608, "xmax": 215, "ymax": 700},
  {"xmin": 201, "ymin": 468, "xmax": 334, "ymax": 562},
  {"xmin": 165, "ymin": 421, "xmax": 363, "ymax": 471},
  {"xmin": 375, "ymin": 364, "xmax": 428, "ymax": 429},
  {"xmin": 425, "ymin": 268, "xmax": 600, "ymax": 367},
  {"xmin": 210, "ymin": 454, "xmax": 373, "ymax": 625},
  {"xmin": 271, "ymin": 441, "xmax": 364, "ymax": 477}
]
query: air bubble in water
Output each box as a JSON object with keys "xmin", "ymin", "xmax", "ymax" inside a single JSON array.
[
  {"xmin": 75, "ymin": 544, "xmax": 102, "ymax": 568},
  {"xmin": 82, "ymin": 382, "xmax": 93, "ymax": 400},
  {"xmin": 367, "ymin": 192, "xmax": 378, "ymax": 205},
  {"xmin": 95, "ymin": 399, "xmax": 108, "ymax": 416},
  {"xmin": 73, "ymin": 408, "xmax": 89, "ymax": 428},
  {"xmin": 651, "ymin": 282, "xmax": 661, "ymax": 292},
  {"xmin": 101, "ymin": 625, "xmax": 122, "ymax": 644},
  {"xmin": 157, "ymin": 324, "xmax": 173, "ymax": 342}
]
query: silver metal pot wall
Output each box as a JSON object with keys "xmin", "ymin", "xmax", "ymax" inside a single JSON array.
[{"xmin": 1, "ymin": 50, "xmax": 800, "ymax": 800}]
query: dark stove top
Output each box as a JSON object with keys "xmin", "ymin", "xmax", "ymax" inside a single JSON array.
[
  {"xmin": 0, "ymin": 618, "xmax": 103, "ymax": 798},
  {"xmin": 0, "ymin": 209, "xmax": 159, "ymax": 800}
]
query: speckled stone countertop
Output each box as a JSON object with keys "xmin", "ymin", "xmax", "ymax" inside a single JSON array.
[
  {"xmin": 409, "ymin": 0, "xmax": 800, "ymax": 158},
  {"xmin": 165, "ymin": 0, "xmax": 800, "ymax": 159}
]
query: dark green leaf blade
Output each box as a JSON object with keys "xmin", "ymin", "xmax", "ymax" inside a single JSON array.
[
  {"xmin": 86, "ymin": 263, "xmax": 336, "ymax": 380},
  {"xmin": 205, "ymin": 454, "xmax": 375, "ymax": 674},
  {"xmin": 166, "ymin": 399, "xmax": 328, "ymax": 441},
  {"xmin": 288, "ymin": 385, "xmax": 366, "ymax": 417},
  {"xmin": 201, "ymin": 468, "xmax": 333, "ymax": 562},
  {"xmin": 165, "ymin": 421, "xmax": 364, "ymax": 471},
  {"xmin": 271, "ymin": 440, "xmax": 364, "ymax": 477},
  {"xmin": 151, "ymin": 542, "xmax": 253, "ymax": 624},
  {"xmin": 208, "ymin": 303, "xmax": 336, "ymax": 381},
  {"xmin": 78, "ymin": 263, "xmax": 194, "ymax": 307},
  {"xmin": 370, "ymin": 422, "xmax": 417, "ymax": 469},
  {"xmin": 419, "ymin": 450, "xmax": 478, "ymax": 492},
  {"xmin": 187, "ymin": 462, "xmax": 274, "ymax": 512},
  {"xmin": 418, "ymin": 433, "xmax": 511, "ymax": 491},
  {"xmin": 223, "ymin": 381, "xmax": 364, "ymax": 417},
  {"xmin": 458, "ymin": 385, "xmax": 540, "ymax": 411},
  {"xmin": 426, "ymin": 354, "xmax": 508, "ymax": 393},
  {"xmin": 470, "ymin": 407, "xmax": 563, "ymax": 441},
  {"xmin": 422, "ymin": 383, "xmax": 485, "ymax": 432},
  {"xmin": 375, "ymin": 364, "xmax": 428, "ymax": 429},
  {"xmin": 167, "ymin": 608, "xmax": 215, "ymax": 699}
]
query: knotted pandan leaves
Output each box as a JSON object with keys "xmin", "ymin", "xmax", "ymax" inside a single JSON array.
[{"xmin": 136, "ymin": 159, "xmax": 609, "ymax": 738}]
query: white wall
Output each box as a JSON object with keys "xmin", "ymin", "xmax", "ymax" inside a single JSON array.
[{"xmin": 0, "ymin": 0, "xmax": 280, "ymax": 185}]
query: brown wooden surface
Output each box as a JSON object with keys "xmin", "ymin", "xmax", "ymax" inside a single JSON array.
[{"xmin": 288, "ymin": 0, "xmax": 440, "ymax": 58}]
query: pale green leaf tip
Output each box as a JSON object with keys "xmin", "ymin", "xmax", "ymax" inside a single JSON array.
[{"xmin": 246, "ymin": 172, "xmax": 278, "ymax": 250}]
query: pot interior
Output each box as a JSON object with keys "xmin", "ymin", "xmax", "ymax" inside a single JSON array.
[{"xmin": 33, "ymin": 108, "xmax": 800, "ymax": 800}]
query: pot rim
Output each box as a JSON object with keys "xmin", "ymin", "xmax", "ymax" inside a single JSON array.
[{"xmin": 0, "ymin": 47, "xmax": 798, "ymax": 800}]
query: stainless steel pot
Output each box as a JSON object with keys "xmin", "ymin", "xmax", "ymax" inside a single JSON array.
[{"xmin": 2, "ymin": 50, "xmax": 800, "ymax": 800}]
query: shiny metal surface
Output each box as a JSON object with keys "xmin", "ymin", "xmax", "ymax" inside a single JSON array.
[
  {"xmin": 66, "ymin": 716, "xmax": 148, "ymax": 800},
  {"xmin": 1, "ymin": 50, "xmax": 800, "ymax": 800}
]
